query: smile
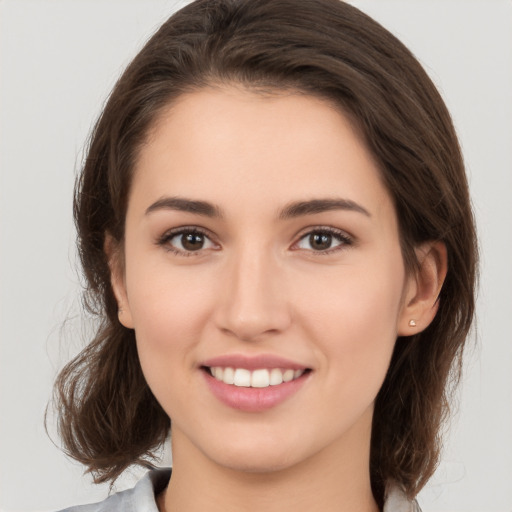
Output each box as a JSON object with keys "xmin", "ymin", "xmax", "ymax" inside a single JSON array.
[{"xmin": 207, "ymin": 367, "xmax": 306, "ymax": 388}]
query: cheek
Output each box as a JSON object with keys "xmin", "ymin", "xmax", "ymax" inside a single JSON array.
[
  {"xmin": 295, "ymin": 254, "xmax": 405, "ymax": 385},
  {"xmin": 124, "ymin": 258, "xmax": 217, "ymax": 389},
  {"xmin": 126, "ymin": 248, "xmax": 214, "ymax": 329}
]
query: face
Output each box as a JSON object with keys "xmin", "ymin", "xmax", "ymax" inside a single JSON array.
[{"xmin": 113, "ymin": 86, "xmax": 415, "ymax": 474}]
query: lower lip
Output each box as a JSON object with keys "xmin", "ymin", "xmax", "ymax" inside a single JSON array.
[{"xmin": 202, "ymin": 370, "xmax": 310, "ymax": 412}]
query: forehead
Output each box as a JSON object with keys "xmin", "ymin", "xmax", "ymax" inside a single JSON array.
[{"xmin": 131, "ymin": 86, "xmax": 392, "ymax": 220}]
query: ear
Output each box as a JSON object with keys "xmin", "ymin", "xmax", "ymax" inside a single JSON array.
[
  {"xmin": 397, "ymin": 241, "xmax": 447, "ymax": 336},
  {"xmin": 104, "ymin": 233, "xmax": 134, "ymax": 329}
]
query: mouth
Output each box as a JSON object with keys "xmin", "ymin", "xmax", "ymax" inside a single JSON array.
[
  {"xmin": 199, "ymin": 354, "xmax": 312, "ymax": 411},
  {"xmin": 199, "ymin": 355, "xmax": 312, "ymax": 412},
  {"xmin": 202, "ymin": 366, "xmax": 311, "ymax": 388}
]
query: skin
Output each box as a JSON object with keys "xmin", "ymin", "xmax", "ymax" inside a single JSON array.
[{"xmin": 110, "ymin": 86, "xmax": 446, "ymax": 512}]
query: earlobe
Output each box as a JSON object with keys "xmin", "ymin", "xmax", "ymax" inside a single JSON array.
[
  {"xmin": 398, "ymin": 241, "xmax": 447, "ymax": 336},
  {"xmin": 104, "ymin": 234, "xmax": 134, "ymax": 329}
]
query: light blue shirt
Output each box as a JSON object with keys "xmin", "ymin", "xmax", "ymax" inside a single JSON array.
[{"xmin": 58, "ymin": 467, "xmax": 421, "ymax": 511}]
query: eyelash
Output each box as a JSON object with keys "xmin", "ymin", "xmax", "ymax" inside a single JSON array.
[{"xmin": 156, "ymin": 226, "xmax": 353, "ymax": 257}]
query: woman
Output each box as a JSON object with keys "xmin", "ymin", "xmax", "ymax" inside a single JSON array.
[{"xmin": 53, "ymin": 0, "xmax": 477, "ymax": 510}]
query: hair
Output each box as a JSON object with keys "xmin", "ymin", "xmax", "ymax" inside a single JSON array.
[{"xmin": 52, "ymin": 0, "xmax": 477, "ymax": 506}]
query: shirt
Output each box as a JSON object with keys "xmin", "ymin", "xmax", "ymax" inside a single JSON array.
[{"xmin": 58, "ymin": 468, "xmax": 421, "ymax": 512}]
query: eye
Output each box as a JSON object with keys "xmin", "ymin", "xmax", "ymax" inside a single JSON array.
[
  {"xmin": 294, "ymin": 228, "xmax": 352, "ymax": 253},
  {"xmin": 158, "ymin": 228, "xmax": 217, "ymax": 255}
]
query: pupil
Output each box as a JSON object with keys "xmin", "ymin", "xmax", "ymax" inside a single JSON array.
[
  {"xmin": 182, "ymin": 233, "xmax": 204, "ymax": 251},
  {"xmin": 310, "ymin": 233, "xmax": 332, "ymax": 250}
]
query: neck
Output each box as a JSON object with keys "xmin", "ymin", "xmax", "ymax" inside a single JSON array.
[{"xmin": 161, "ymin": 409, "xmax": 378, "ymax": 512}]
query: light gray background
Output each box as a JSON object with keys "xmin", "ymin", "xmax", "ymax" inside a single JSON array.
[{"xmin": 1, "ymin": 1, "xmax": 511, "ymax": 510}]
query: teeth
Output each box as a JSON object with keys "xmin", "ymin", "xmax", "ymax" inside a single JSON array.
[
  {"xmin": 233, "ymin": 368, "xmax": 251, "ymax": 387},
  {"xmin": 269, "ymin": 368, "xmax": 283, "ymax": 385},
  {"xmin": 212, "ymin": 367, "xmax": 223, "ymax": 380},
  {"xmin": 251, "ymin": 369, "xmax": 269, "ymax": 388},
  {"xmin": 283, "ymin": 369, "xmax": 294, "ymax": 382},
  {"xmin": 209, "ymin": 367, "xmax": 306, "ymax": 388},
  {"xmin": 223, "ymin": 367, "xmax": 235, "ymax": 384}
]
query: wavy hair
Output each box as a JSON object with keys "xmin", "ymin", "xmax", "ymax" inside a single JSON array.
[{"xmin": 52, "ymin": 0, "xmax": 477, "ymax": 505}]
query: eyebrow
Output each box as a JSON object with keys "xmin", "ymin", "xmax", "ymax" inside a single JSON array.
[
  {"xmin": 278, "ymin": 198, "xmax": 371, "ymax": 219},
  {"xmin": 145, "ymin": 196, "xmax": 224, "ymax": 218},
  {"xmin": 145, "ymin": 196, "xmax": 370, "ymax": 219}
]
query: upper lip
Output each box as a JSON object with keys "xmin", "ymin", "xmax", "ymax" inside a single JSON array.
[{"xmin": 200, "ymin": 354, "xmax": 310, "ymax": 371}]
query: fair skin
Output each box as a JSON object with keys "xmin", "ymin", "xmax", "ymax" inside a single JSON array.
[{"xmin": 110, "ymin": 86, "xmax": 446, "ymax": 512}]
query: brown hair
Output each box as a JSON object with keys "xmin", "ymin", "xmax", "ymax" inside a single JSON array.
[{"xmin": 53, "ymin": 0, "xmax": 477, "ymax": 505}]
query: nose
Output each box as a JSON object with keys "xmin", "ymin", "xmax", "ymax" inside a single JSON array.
[{"xmin": 214, "ymin": 246, "xmax": 292, "ymax": 342}]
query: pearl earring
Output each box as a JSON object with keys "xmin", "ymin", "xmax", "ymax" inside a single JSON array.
[{"xmin": 408, "ymin": 319, "xmax": 417, "ymax": 327}]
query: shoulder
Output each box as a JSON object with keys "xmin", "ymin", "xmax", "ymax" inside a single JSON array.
[
  {"xmin": 383, "ymin": 482, "xmax": 422, "ymax": 512},
  {"xmin": 58, "ymin": 469, "xmax": 420, "ymax": 512},
  {"xmin": 57, "ymin": 468, "xmax": 171, "ymax": 512}
]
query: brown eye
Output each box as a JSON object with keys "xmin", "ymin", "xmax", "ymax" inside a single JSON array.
[
  {"xmin": 309, "ymin": 232, "xmax": 333, "ymax": 251},
  {"xmin": 295, "ymin": 228, "xmax": 352, "ymax": 253},
  {"xmin": 161, "ymin": 228, "xmax": 217, "ymax": 255},
  {"xmin": 181, "ymin": 232, "xmax": 205, "ymax": 251}
]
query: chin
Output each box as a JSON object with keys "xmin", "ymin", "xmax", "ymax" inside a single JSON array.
[
  {"xmin": 216, "ymin": 452, "xmax": 299, "ymax": 475},
  {"xmin": 202, "ymin": 432, "xmax": 308, "ymax": 475}
]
